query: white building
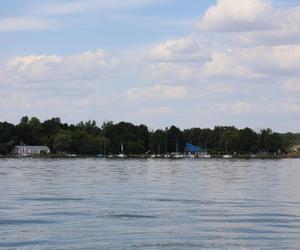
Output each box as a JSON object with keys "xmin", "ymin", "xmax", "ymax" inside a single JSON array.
[
  {"xmin": 13, "ymin": 146, "xmax": 50, "ymax": 156},
  {"xmin": 291, "ymin": 145, "xmax": 300, "ymax": 152}
]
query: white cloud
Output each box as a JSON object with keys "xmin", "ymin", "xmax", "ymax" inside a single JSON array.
[
  {"xmin": 148, "ymin": 36, "xmax": 210, "ymax": 62},
  {"xmin": 239, "ymin": 45, "xmax": 300, "ymax": 74},
  {"xmin": 78, "ymin": 94, "xmax": 121, "ymax": 108},
  {"xmin": 2, "ymin": 49, "xmax": 122, "ymax": 86},
  {"xmin": 270, "ymin": 99, "xmax": 300, "ymax": 113},
  {"xmin": 202, "ymin": 51, "xmax": 256, "ymax": 79},
  {"xmin": 0, "ymin": 17, "xmax": 54, "ymax": 32},
  {"xmin": 147, "ymin": 62, "xmax": 200, "ymax": 83},
  {"xmin": 142, "ymin": 106, "xmax": 172, "ymax": 114},
  {"xmin": 127, "ymin": 84, "xmax": 188, "ymax": 101},
  {"xmin": 1, "ymin": 0, "xmax": 300, "ymax": 131},
  {"xmin": 237, "ymin": 6, "xmax": 300, "ymax": 45},
  {"xmin": 198, "ymin": 0, "xmax": 275, "ymax": 32},
  {"xmin": 218, "ymin": 101, "xmax": 253, "ymax": 114},
  {"xmin": 206, "ymin": 83, "xmax": 233, "ymax": 94},
  {"xmin": 145, "ymin": 36, "xmax": 211, "ymax": 84},
  {"xmin": 203, "ymin": 45, "xmax": 300, "ymax": 79},
  {"xmin": 146, "ymin": 37, "xmax": 300, "ymax": 88},
  {"xmin": 197, "ymin": 0, "xmax": 300, "ymax": 47}
]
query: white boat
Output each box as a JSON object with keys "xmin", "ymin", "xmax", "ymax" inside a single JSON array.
[
  {"xmin": 117, "ymin": 141, "xmax": 126, "ymax": 158},
  {"xmin": 66, "ymin": 153, "xmax": 77, "ymax": 158},
  {"xmin": 223, "ymin": 154, "xmax": 233, "ymax": 159},
  {"xmin": 172, "ymin": 137, "xmax": 184, "ymax": 158},
  {"xmin": 198, "ymin": 140, "xmax": 211, "ymax": 158},
  {"xmin": 223, "ymin": 140, "xmax": 232, "ymax": 159},
  {"xmin": 117, "ymin": 153, "xmax": 126, "ymax": 158},
  {"xmin": 185, "ymin": 153, "xmax": 195, "ymax": 158},
  {"xmin": 164, "ymin": 154, "xmax": 171, "ymax": 158},
  {"xmin": 198, "ymin": 153, "xmax": 211, "ymax": 158},
  {"xmin": 172, "ymin": 153, "xmax": 184, "ymax": 159}
]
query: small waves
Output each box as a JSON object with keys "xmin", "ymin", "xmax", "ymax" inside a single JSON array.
[
  {"xmin": 0, "ymin": 158, "xmax": 300, "ymax": 249},
  {"xmin": 0, "ymin": 219, "xmax": 57, "ymax": 225}
]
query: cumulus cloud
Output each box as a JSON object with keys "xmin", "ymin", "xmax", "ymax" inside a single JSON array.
[
  {"xmin": 247, "ymin": 45, "xmax": 300, "ymax": 75},
  {"xmin": 198, "ymin": 0, "xmax": 275, "ymax": 32},
  {"xmin": 202, "ymin": 51, "xmax": 256, "ymax": 79},
  {"xmin": 197, "ymin": 0, "xmax": 300, "ymax": 46},
  {"xmin": 203, "ymin": 45, "xmax": 300, "ymax": 80},
  {"xmin": 146, "ymin": 37, "xmax": 211, "ymax": 84},
  {"xmin": 0, "ymin": 49, "xmax": 125, "ymax": 121},
  {"xmin": 148, "ymin": 36, "xmax": 210, "ymax": 62},
  {"xmin": 1, "ymin": 0, "xmax": 300, "ymax": 131},
  {"xmin": 2, "ymin": 49, "xmax": 122, "ymax": 86},
  {"xmin": 147, "ymin": 62, "xmax": 201, "ymax": 83}
]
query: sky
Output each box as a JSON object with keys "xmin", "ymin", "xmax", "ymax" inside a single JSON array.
[{"xmin": 1, "ymin": 0, "xmax": 300, "ymax": 132}]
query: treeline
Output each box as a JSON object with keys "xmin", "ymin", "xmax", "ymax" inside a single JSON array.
[{"xmin": 0, "ymin": 116, "xmax": 297, "ymax": 155}]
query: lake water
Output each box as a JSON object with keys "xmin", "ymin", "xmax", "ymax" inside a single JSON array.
[{"xmin": 0, "ymin": 158, "xmax": 300, "ymax": 249}]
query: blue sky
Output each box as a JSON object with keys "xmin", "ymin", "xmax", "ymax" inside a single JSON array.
[
  {"xmin": 1, "ymin": 0, "xmax": 300, "ymax": 132},
  {"xmin": 0, "ymin": 0, "xmax": 210, "ymax": 55}
]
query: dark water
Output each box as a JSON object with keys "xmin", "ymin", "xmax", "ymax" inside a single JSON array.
[{"xmin": 1, "ymin": 158, "xmax": 300, "ymax": 249}]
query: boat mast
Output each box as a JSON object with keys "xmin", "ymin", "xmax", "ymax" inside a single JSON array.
[
  {"xmin": 165, "ymin": 137, "xmax": 168, "ymax": 154},
  {"xmin": 121, "ymin": 138, "xmax": 124, "ymax": 154}
]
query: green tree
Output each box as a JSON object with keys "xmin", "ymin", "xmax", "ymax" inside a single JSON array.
[{"xmin": 53, "ymin": 130, "xmax": 72, "ymax": 153}]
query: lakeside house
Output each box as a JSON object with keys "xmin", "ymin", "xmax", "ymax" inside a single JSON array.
[
  {"xmin": 13, "ymin": 145, "xmax": 50, "ymax": 156},
  {"xmin": 291, "ymin": 145, "xmax": 300, "ymax": 153}
]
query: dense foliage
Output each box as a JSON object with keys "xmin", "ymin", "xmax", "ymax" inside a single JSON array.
[{"xmin": 0, "ymin": 116, "xmax": 297, "ymax": 155}]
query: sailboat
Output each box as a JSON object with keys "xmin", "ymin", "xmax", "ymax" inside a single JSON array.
[
  {"xmin": 156, "ymin": 145, "xmax": 162, "ymax": 158},
  {"xmin": 185, "ymin": 152, "xmax": 195, "ymax": 158},
  {"xmin": 164, "ymin": 138, "xmax": 171, "ymax": 158},
  {"xmin": 97, "ymin": 144, "xmax": 105, "ymax": 158},
  {"xmin": 117, "ymin": 140, "xmax": 126, "ymax": 158},
  {"xmin": 223, "ymin": 140, "xmax": 232, "ymax": 159},
  {"xmin": 172, "ymin": 137, "xmax": 184, "ymax": 159},
  {"xmin": 150, "ymin": 144, "xmax": 157, "ymax": 158},
  {"xmin": 199, "ymin": 139, "xmax": 211, "ymax": 158}
]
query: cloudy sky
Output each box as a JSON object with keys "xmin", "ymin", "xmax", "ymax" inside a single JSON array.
[{"xmin": 1, "ymin": 0, "xmax": 300, "ymax": 132}]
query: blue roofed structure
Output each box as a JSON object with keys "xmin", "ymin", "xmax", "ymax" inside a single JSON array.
[{"xmin": 184, "ymin": 143, "xmax": 204, "ymax": 153}]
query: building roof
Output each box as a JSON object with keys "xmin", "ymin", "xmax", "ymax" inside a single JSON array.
[
  {"xmin": 184, "ymin": 143, "xmax": 203, "ymax": 153},
  {"xmin": 15, "ymin": 146, "xmax": 50, "ymax": 150}
]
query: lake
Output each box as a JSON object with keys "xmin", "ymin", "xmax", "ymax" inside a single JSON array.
[{"xmin": 0, "ymin": 158, "xmax": 300, "ymax": 249}]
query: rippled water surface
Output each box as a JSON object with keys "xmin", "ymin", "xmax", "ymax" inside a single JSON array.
[{"xmin": 1, "ymin": 158, "xmax": 300, "ymax": 249}]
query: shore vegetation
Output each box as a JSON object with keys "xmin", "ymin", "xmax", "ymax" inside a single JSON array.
[{"xmin": 0, "ymin": 116, "xmax": 298, "ymax": 157}]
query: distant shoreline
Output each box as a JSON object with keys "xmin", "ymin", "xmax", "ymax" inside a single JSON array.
[
  {"xmin": 2, "ymin": 153, "xmax": 300, "ymax": 160},
  {"xmin": 1, "ymin": 117, "xmax": 300, "ymax": 158}
]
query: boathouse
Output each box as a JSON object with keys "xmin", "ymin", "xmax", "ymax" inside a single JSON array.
[{"xmin": 13, "ymin": 145, "xmax": 50, "ymax": 156}]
